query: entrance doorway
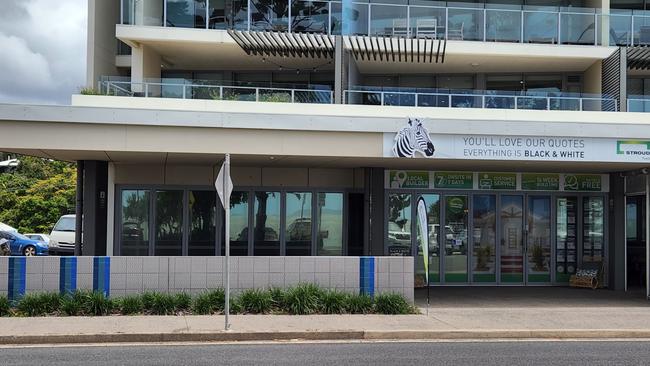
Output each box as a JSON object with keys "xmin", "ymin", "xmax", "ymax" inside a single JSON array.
[{"xmin": 626, "ymin": 195, "xmax": 646, "ymax": 289}]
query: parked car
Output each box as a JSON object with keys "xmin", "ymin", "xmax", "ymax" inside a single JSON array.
[
  {"xmin": 0, "ymin": 231, "xmax": 49, "ymax": 256},
  {"xmin": 49, "ymin": 214, "xmax": 76, "ymax": 255},
  {"xmin": 24, "ymin": 233, "xmax": 50, "ymax": 245},
  {"xmin": 0, "ymin": 222, "xmax": 17, "ymax": 233}
]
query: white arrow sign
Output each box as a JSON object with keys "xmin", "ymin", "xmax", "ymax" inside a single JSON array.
[{"xmin": 215, "ymin": 161, "xmax": 233, "ymax": 207}]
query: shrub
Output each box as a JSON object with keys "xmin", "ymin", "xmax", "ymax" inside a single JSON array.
[
  {"xmin": 148, "ymin": 293, "xmax": 177, "ymax": 315},
  {"xmin": 174, "ymin": 293, "xmax": 192, "ymax": 312},
  {"xmin": 79, "ymin": 87, "xmax": 102, "ymax": 95},
  {"xmin": 345, "ymin": 294, "xmax": 374, "ymax": 314},
  {"xmin": 117, "ymin": 295, "xmax": 144, "ymax": 315},
  {"xmin": 268, "ymin": 287, "xmax": 285, "ymax": 309},
  {"xmin": 16, "ymin": 293, "xmax": 55, "ymax": 316},
  {"xmin": 0, "ymin": 295, "xmax": 10, "ymax": 317},
  {"xmin": 41, "ymin": 292, "xmax": 62, "ymax": 314},
  {"xmin": 141, "ymin": 291, "xmax": 156, "ymax": 310},
  {"xmin": 229, "ymin": 296, "xmax": 242, "ymax": 314},
  {"xmin": 60, "ymin": 294, "xmax": 83, "ymax": 316},
  {"xmin": 374, "ymin": 293, "xmax": 414, "ymax": 315},
  {"xmin": 283, "ymin": 284, "xmax": 324, "ymax": 315},
  {"xmin": 85, "ymin": 291, "xmax": 113, "ymax": 316},
  {"xmin": 191, "ymin": 289, "xmax": 225, "ymax": 315},
  {"xmin": 238, "ymin": 289, "xmax": 273, "ymax": 314},
  {"xmin": 321, "ymin": 290, "xmax": 348, "ymax": 314}
]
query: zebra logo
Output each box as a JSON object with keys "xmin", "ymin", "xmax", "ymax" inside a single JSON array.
[{"xmin": 392, "ymin": 118, "xmax": 435, "ymax": 158}]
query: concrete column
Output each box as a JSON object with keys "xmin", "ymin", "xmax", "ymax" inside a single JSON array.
[
  {"xmin": 584, "ymin": 60, "xmax": 603, "ymax": 110},
  {"xmin": 82, "ymin": 161, "xmax": 109, "ymax": 256},
  {"xmin": 365, "ymin": 167, "xmax": 385, "ymax": 256},
  {"xmin": 86, "ymin": 0, "xmax": 120, "ymax": 88},
  {"xmin": 135, "ymin": 0, "xmax": 164, "ymax": 26},
  {"xmin": 609, "ymin": 173, "xmax": 626, "ymax": 291},
  {"xmin": 131, "ymin": 44, "xmax": 162, "ymax": 95},
  {"xmin": 106, "ymin": 162, "xmax": 116, "ymax": 256},
  {"xmin": 620, "ymin": 47, "xmax": 628, "ymax": 112}
]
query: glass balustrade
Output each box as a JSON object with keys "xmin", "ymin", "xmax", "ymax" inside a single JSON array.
[
  {"xmin": 628, "ymin": 96, "xmax": 650, "ymax": 112},
  {"xmin": 120, "ymin": 0, "xmax": 613, "ymax": 46}
]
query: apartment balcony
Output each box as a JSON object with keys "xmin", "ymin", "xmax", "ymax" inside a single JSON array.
[
  {"xmin": 610, "ymin": 10, "xmax": 650, "ymax": 46},
  {"xmin": 345, "ymin": 86, "xmax": 618, "ymax": 111},
  {"xmin": 120, "ymin": 0, "xmax": 607, "ymax": 46},
  {"xmin": 628, "ymin": 95, "xmax": 650, "ymax": 112},
  {"xmin": 98, "ymin": 77, "xmax": 334, "ymax": 103}
]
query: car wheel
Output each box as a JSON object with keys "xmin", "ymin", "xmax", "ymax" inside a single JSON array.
[{"xmin": 23, "ymin": 246, "xmax": 36, "ymax": 256}]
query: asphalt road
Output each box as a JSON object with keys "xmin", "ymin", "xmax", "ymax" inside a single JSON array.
[{"xmin": 1, "ymin": 341, "xmax": 650, "ymax": 366}]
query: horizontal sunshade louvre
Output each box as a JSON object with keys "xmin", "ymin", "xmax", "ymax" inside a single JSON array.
[
  {"xmin": 344, "ymin": 36, "xmax": 446, "ymax": 64},
  {"xmin": 627, "ymin": 46, "xmax": 650, "ymax": 70},
  {"xmin": 228, "ymin": 30, "xmax": 335, "ymax": 58}
]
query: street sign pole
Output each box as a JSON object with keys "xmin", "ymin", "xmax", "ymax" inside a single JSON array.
[
  {"xmin": 215, "ymin": 154, "xmax": 233, "ymax": 331},
  {"xmin": 223, "ymin": 154, "xmax": 231, "ymax": 331}
]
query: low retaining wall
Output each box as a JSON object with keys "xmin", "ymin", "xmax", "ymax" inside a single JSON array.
[{"xmin": 0, "ymin": 256, "xmax": 414, "ymax": 302}]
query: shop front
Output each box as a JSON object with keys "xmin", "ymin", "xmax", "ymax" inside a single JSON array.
[{"xmin": 385, "ymin": 171, "xmax": 608, "ymax": 287}]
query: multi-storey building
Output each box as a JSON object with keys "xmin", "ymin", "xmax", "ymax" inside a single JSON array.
[{"xmin": 2, "ymin": 0, "xmax": 650, "ymax": 295}]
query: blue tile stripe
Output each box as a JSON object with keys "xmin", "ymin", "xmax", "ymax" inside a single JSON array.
[
  {"xmin": 359, "ymin": 257, "xmax": 375, "ymax": 297},
  {"xmin": 93, "ymin": 257, "xmax": 110, "ymax": 297},
  {"xmin": 59, "ymin": 257, "xmax": 77, "ymax": 295},
  {"xmin": 8, "ymin": 257, "xmax": 26, "ymax": 302}
]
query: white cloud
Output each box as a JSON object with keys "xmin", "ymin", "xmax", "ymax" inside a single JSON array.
[{"xmin": 0, "ymin": 0, "xmax": 87, "ymax": 105}]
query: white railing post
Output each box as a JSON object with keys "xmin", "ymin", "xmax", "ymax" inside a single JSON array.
[
  {"xmin": 120, "ymin": 0, "xmax": 124, "ymax": 24},
  {"xmin": 288, "ymin": 0, "xmax": 292, "ymax": 33},
  {"xmin": 445, "ymin": 7, "xmax": 449, "ymax": 40},
  {"xmin": 220, "ymin": 86, "xmax": 224, "ymax": 100},
  {"xmin": 407, "ymin": 5, "xmax": 411, "ymax": 38},
  {"xmin": 182, "ymin": 85, "xmax": 187, "ymax": 99},
  {"xmin": 448, "ymin": 94, "xmax": 451, "ymax": 107},
  {"xmin": 631, "ymin": 15, "xmax": 635, "ymax": 47},
  {"xmin": 164, "ymin": 0, "xmax": 167, "ymax": 27},
  {"xmin": 206, "ymin": 0, "xmax": 210, "ymax": 29},
  {"xmin": 594, "ymin": 12, "xmax": 598, "ymax": 46},
  {"xmin": 482, "ymin": 95, "xmax": 485, "ymax": 108},
  {"xmin": 557, "ymin": 11, "xmax": 561, "ymax": 44},
  {"xmin": 256, "ymin": 88, "xmax": 259, "ymax": 101},
  {"xmin": 248, "ymin": 0, "xmax": 252, "ymax": 31},
  {"xmin": 145, "ymin": 83, "xmax": 149, "ymax": 97},
  {"xmin": 380, "ymin": 91, "xmax": 384, "ymax": 105},
  {"xmin": 368, "ymin": 3, "xmax": 372, "ymax": 35},
  {"xmin": 514, "ymin": 96, "xmax": 518, "ymax": 109},
  {"xmin": 291, "ymin": 89, "xmax": 295, "ymax": 103},
  {"xmin": 546, "ymin": 97, "xmax": 550, "ymax": 110},
  {"xmin": 414, "ymin": 93, "xmax": 418, "ymax": 106},
  {"xmin": 328, "ymin": 1, "xmax": 332, "ymax": 35},
  {"xmin": 521, "ymin": 11, "xmax": 525, "ymax": 42},
  {"xmin": 483, "ymin": 8, "xmax": 487, "ymax": 42},
  {"xmin": 330, "ymin": 91, "xmax": 334, "ymax": 104},
  {"xmin": 579, "ymin": 98, "xmax": 584, "ymax": 111}
]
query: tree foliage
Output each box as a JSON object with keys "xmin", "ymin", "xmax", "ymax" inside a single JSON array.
[{"xmin": 0, "ymin": 154, "xmax": 75, "ymax": 233}]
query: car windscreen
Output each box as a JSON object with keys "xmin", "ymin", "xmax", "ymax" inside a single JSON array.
[{"xmin": 53, "ymin": 217, "xmax": 75, "ymax": 232}]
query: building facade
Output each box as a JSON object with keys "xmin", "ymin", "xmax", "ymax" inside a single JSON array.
[{"xmin": 2, "ymin": 0, "xmax": 650, "ymax": 296}]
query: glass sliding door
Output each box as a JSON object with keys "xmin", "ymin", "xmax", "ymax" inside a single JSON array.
[
  {"xmin": 315, "ymin": 193, "xmax": 344, "ymax": 255},
  {"xmin": 188, "ymin": 191, "xmax": 216, "ymax": 256},
  {"xmin": 583, "ymin": 197, "xmax": 604, "ymax": 263},
  {"xmin": 527, "ymin": 196, "xmax": 552, "ymax": 283},
  {"xmin": 253, "ymin": 192, "xmax": 281, "ymax": 255},
  {"xmin": 166, "ymin": 0, "xmax": 207, "ymax": 28},
  {"xmin": 444, "ymin": 195, "xmax": 468, "ymax": 283},
  {"xmin": 387, "ymin": 193, "xmax": 412, "ymax": 256},
  {"xmin": 286, "ymin": 192, "xmax": 312, "ymax": 256},
  {"xmin": 556, "ymin": 197, "xmax": 578, "ymax": 283},
  {"xmin": 500, "ymin": 195, "xmax": 524, "ymax": 283},
  {"xmin": 472, "ymin": 195, "xmax": 496, "ymax": 283},
  {"xmin": 415, "ymin": 194, "xmax": 440, "ymax": 287},
  {"xmin": 226, "ymin": 191, "xmax": 249, "ymax": 256},
  {"xmin": 154, "ymin": 190, "xmax": 184, "ymax": 256},
  {"xmin": 120, "ymin": 190, "xmax": 150, "ymax": 256}
]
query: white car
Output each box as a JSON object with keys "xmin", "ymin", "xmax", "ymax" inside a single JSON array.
[
  {"xmin": 49, "ymin": 214, "xmax": 76, "ymax": 255},
  {"xmin": 24, "ymin": 233, "xmax": 50, "ymax": 245}
]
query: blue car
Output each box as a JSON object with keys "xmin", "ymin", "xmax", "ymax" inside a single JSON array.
[{"xmin": 0, "ymin": 231, "xmax": 49, "ymax": 256}]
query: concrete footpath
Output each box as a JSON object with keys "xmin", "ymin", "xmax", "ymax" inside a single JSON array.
[{"xmin": 2, "ymin": 306, "xmax": 650, "ymax": 344}]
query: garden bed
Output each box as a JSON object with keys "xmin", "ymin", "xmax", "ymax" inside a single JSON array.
[{"xmin": 0, "ymin": 284, "xmax": 416, "ymax": 317}]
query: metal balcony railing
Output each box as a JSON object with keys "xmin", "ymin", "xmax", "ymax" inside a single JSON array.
[
  {"xmin": 121, "ymin": 0, "xmax": 607, "ymax": 46},
  {"xmin": 345, "ymin": 87, "xmax": 618, "ymax": 112},
  {"xmin": 98, "ymin": 78, "xmax": 334, "ymax": 104},
  {"xmin": 609, "ymin": 10, "xmax": 650, "ymax": 46}
]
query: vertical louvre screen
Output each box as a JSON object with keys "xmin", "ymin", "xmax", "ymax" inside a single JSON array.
[{"xmin": 602, "ymin": 48, "xmax": 622, "ymax": 111}]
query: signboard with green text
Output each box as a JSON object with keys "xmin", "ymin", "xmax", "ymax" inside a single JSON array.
[
  {"xmin": 433, "ymin": 172, "xmax": 473, "ymax": 189},
  {"xmin": 563, "ymin": 174, "xmax": 602, "ymax": 192},
  {"xmin": 477, "ymin": 173, "xmax": 517, "ymax": 190},
  {"xmin": 388, "ymin": 170, "xmax": 429, "ymax": 188},
  {"xmin": 521, "ymin": 173, "xmax": 560, "ymax": 191}
]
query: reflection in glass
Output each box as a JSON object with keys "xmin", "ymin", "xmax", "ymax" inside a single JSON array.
[
  {"xmin": 166, "ymin": 0, "xmax": 206, "ymax": 28},
  {"xmin": 121, "ymin": 190, "xmax": 150, "ymax": 256},
  {"xmin": 208, "ymin": 0, "xmax": 249, "ymax": 29},
  {"xmin": 254, "ymin": 192, "xmax": 281, "ymax": 256},
  {"xmin": 409, "ymin": 6, "xmax": 445, "ymax": 40},
  {"xmin": 154, "ymin": 191, "xmax": 183, "ymax": 256},
  {"xmin": 527, "ymin": 196, "xmax": 551, "ymax": 283},
  {"xmin": 556, "ymin": 197, "xmax": 578, "ymax": 282},
  {"xmin": 251, "ymin": 0, "xmax": 289, "ymax": 31},
  {"xmin": 370, "ymin": 4, "xmax": 408, "ymax": 37},
  {"xmin": 472, "ymin": 195, "xmax": 496, "ymax": 283},
  {"xmin": 524, "ymin": 11, "xmax": 558, "ymax": 44},
  {"xmin": 387, "ymin": 194, "xmax": 412, "ymax": 256},
  {"xmin": 447, "ymin": 8, "xmax": 484, "ymax": 41},
  {"xmin": 286, "ymin": 192, "xmax": 312, "ymax": 256},
  {"xmin": 226, "ymin": 191, "xmax": 249, "ymax": 256},
  {"xmin": 188, "ymin": 191, "xmax": 216, "ymax": 256},
  {"xmin": 444, "ymin": 195, "xmax": 468, "ymax": 283},
  {"xmin": 316, "ymin": 193, "xmax": 344, "ymax": 255},
  {"xmin": 560, "ymin": 13, "xmax": 595, "ymax": 45},
  {"xmin": 415, "ymin": 194, "xmax": 440, "ymax": 287},
  {"xmin": 500, "ymin": 195, "xmax": 523, "ymax": 283},
  {"xmin": 343, "ymin": 2, "xmax": 369, "ymax": 35},
  {"xmin": 486, "ymin": 10, "xmax": 521, "ymax": 42},
  {"xmin": 582, "ymin": 197, "xmax": 604, "ymax": 262},
  {"xmin": 292, "ymin": 0, "xmax": 329, "ymax": 33}
]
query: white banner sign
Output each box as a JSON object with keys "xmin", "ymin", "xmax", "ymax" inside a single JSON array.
[{"xmin": 384, "ymin": 133, "xmax": 650, "ymax": 163}]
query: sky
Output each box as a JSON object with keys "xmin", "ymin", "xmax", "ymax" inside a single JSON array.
[{"xmin": 0, "ymin": 0, "xmax": 86, "ymax": 105}]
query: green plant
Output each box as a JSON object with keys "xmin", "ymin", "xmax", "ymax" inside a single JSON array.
[
  {"xmin": 268, "ymin": 287, "xmax": 285, "ymax": 309},
  {"xmin": 283, "ymin": 284, "xmax": 324, "ymax": 315},
  {"xmin": 117, "ymin": 295, "xmax": 144, "ymax": 315},
  {"xmin": 60, "ymin": 294, "xmax": 83, "ymax": 316},
  {"xmin": 374, "ymin": 293, "xmax": 414, "ymax": 315},
  {"xmin": 174, "ymin": 293, "xmax": 192, "ymax": 312},
  {"xmin": 16, "ymin": 293, "xmax": 56, "ymax": 316},
  {"xmin": 238, "ymin": 289, "xmax": 273, "ymax": 314},
  {"xmin": 191, "ymin": 289, "xmax": 225, "ymax": 315},
  {"xmin": 531, "ymin": 244, "xmax": 546, "ymax": 271},
  {"xmin": 79, "ymin": 87, "xmax": 102, "ymax": 95},
  {"xmin": 0, "ymin": 295, "xmax": 10, "ymax": 316},
  {"xmin": 321, "ymin": 290, "xmax": 348, "ymax": 314},
  {"xmin": 148, "ymin": 293, "xmax": 177, "ymax": 315},
  {"xmin": 229, "ymin": 296, "xmax": 242, "ymax": 314},
  {"xmin": 258, "ymin": 92, "xmax": 292, "ymax": 103},
  {"xmin": 84, "ymin": 291, "xmax": 113, "ymax": 316},
  {"xmin": 345, "ymin": 293, "xmax": 374, "ymax": 314}
]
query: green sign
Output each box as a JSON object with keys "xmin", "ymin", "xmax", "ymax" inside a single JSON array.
[
  {"xmin": 477, "ymin": 173, "xmax": 517, "ymax": 190},
  {"xmin": 434, "ymin": 172, "xmax": 473, "ymax": 189},
  {"xmin": 388, "ymin": 171, "xmax": 429, "ymax": 188},
  {"xmin": 521, "ymin": 173, "xmax": 560, "ymax": 191},
  {"xmin": 563, "ymin": 174, "xmax": 602, "ymax": 192}
]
